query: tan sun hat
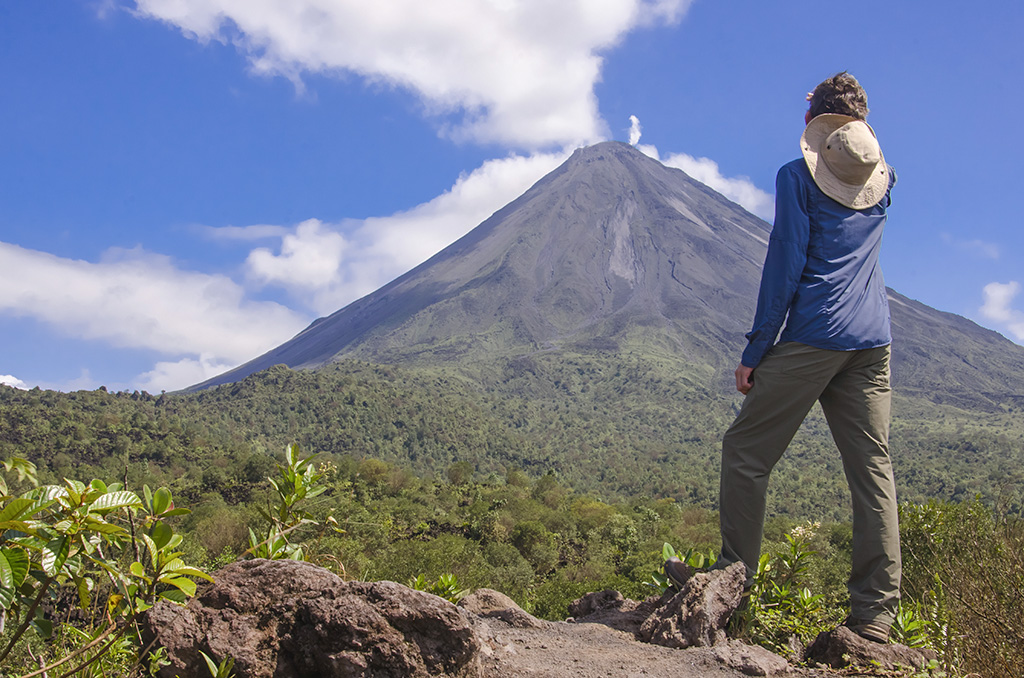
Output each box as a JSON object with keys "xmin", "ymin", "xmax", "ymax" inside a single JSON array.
[{"xmin": 801, "ymin": 113, "xmax": 889, "ymax": 209}]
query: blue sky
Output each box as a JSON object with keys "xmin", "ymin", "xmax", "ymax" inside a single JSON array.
[{"xmin": 2, "ymin": 1, "xmax": 1022, "ymax": 392}]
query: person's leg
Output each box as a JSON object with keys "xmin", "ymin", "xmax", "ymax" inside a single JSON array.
[
  {"xmin": 818, "ymin": 345, "xmax": 900, "ymax": 627},
  {"xmin": 719, "ymin": 343, "xmax": 845, "ymax": 585}
]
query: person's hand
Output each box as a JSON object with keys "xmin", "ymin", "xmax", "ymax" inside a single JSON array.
[{"xmin": 735, "ymin": 364, "xmax": 755, "ymax": 395}]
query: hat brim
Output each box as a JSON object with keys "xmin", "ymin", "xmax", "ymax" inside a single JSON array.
[{"xmin": 801, "ymin": 114, "xmax": 889, "ymax": 210}]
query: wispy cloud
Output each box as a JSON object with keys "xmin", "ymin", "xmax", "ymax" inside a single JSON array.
[
  {"xmin": 941, "ymin": 233, "xmax": 1001, "ymax": 260},
  {"xmin": 980, "ymin": 281, "xmax": 1024, "ymax": 342},
  {"xmin": 0, "ymin": 243, "xmax": 309, "ymax": 376},
  {"xmin": 130, "ymin": 0, "xmax": 694, "ymax": 149}
]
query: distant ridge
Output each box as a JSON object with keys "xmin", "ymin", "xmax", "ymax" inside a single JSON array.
[{"xmin": 192, "ymin": 142, "xmax": 1024, "ymax": 406}]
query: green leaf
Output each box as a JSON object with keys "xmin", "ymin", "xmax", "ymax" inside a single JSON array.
[
  {"xmin": 2, "ymin": 548, "xmax": 29, "ymax": 587},
  {"xmin": 63, "ymin": 478, "xmax": 86, "ymax": 505},
  {"xmin": 139, "ymin": 532, "xmax": 158, "ymax": 569},
  {"xmin": 0, "ymin": 551, "xmax": 12, "ymax": 588},
  {"xmin": 150, "ymin": 520, "xmax": 173, "ymax": 550},
  {"xmin": 162, "ymin": 507, "xmax": 191, "ymax": 517},
  {"xmin": 130, "ymin": 561, "xmax": 147, "ymax": 578},
  {"xmin": 42, "ymin": 536, "xmax": 69, "ymax": 576},
  {"xmin": 159, "ymin": 589, "xmax": 188, "ymax": 604},
  {"xmin": 0, "ymin": 497, "xmax": 35, "ymax": 523},
  {"xmin": 31, "ymin": 616, "xmax": 53, "ymax": 638},
  {"xmin": 0, "ymin": 583, "xmax": 15, "ymax": 609},
  {"xmin": 143, "ymin": 485, "xmax": 154, "ymax": 511},
  {"xmin": 161, "ymin": 575, "xmax": 197, "ymax": 597},
  {"xmin": 83, "ymin": 516, "xmax": 128, "ymax": 535},
  {"xmin": 171, "ymin": 566, "xmax": 213, "ymax": 582},
  {"xmin": 89, "ymin": 479, "xmax": 108, "ymax": 493},
  {"xmin": 152, "ymin": 487, "xmax": 172, "ymax": 515},
  {"xmin": 77, "ymin": 576, "xmax": 94, "ymax": 608},
  {"xmin": 90, "ymin": 490, "xmax": 143, "ymax": 513}
]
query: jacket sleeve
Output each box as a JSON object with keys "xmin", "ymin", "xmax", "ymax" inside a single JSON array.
[{"xmin": 740, "ymin": 164, "xmax": 810, "ymax": 368}]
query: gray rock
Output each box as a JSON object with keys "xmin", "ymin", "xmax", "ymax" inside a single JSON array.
[
  {"xmin": 709, "ymin": 640, "xmax": 792, "ymax": 676},
  {"xmin": 805, "ymin": 625, "xmax": 937, "ymax": 670},
  {"xmin": 141, "ymin": 559, "xmax": 483, "ymax": 678},
  {"xmin": 639, "ymin": 562, "xmax": 746, "ymax": 649},
  {"xmin": 458, "ymin": 589, "xmax": 547, "ymax": 629}
]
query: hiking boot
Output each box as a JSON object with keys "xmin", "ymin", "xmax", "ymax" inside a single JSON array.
[
  {"xmin": 662, "ymin": 557, "xmax": 692, "ymax": 590},
  {"xmin": 843, "ymin": 617, "xmax": 890, "ymax": 643}
]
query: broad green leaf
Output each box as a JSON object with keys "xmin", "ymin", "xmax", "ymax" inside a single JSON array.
[
  {"xmin": 162, "ymin": 507, "xmax": 191, "ymax": 517},
  {"xmin": 77, "ymin": 576, "xmax": 94, "ymax": 608},
  {"xmin": 0, "ymin": 497, "xmax": 35, "ymax": 523},
  {"xmin": 150, "ymin": 520, "xmax": 173, "ymax": 550},
  {"xmin": 0, "ymin": 583, "xmax": 15, "ymax": 609},
  {"xmin": 143, "ymin": 485, "xmax": 154, "ymax": 510},
  {"xmin": 139, "ymin": 532, "xmax": 158, "ymax": 569},
  {"xmin": 82, "ymin": 516, "xmax": 127, "ymax": 535},
  {"xmin": 162, "ymin": 575, "xmax": 197, "ymax": 597},
  {"xmin": 170, "ymin": 566, "xmax": 213, "ymax": 582},
  {"xmin": 90, "ymin": 490, "xmax": 143, "ymax": 513},
  {"xmin": 31, "ymin": 617, "xmax": 53, "ymax": 638},
  {"xmin": 42, "ymin": 536, "xmax": 69, "ymax": 576},
  {"xmin": 2, "ymin": 548, "xmax": 29, "ymax": 587},
  {"xmin": 130, "ymin": 561, "xmax": 147, "ymax": 578},
  {"xmin": 0, "ymin": 550, "xmax": 12, "ymax": 588},
  {"xmin": 89, "ymin": 479, "xmax": 108, "ymax": 493},
  {"xmin": 159, "ymin": 589, "xmax": 187, "ymax": 604},
  {"xmin": 152, "ymin": 487, "xmax": 172, "ymax": 515}
]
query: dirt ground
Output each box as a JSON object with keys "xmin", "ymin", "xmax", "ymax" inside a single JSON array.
[{"xmin": 474, "ymin": 617, "xmax": 826, "ymax": 678}]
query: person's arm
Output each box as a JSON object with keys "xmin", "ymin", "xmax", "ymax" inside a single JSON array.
[{"xmin": 739, "ymin": 165, "xmax": 811, "ymax": 373}]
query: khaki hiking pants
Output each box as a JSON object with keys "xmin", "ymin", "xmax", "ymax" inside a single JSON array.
[{"xmin": 719, "ymin": 342, "xmax": 901, "ymax": 625}]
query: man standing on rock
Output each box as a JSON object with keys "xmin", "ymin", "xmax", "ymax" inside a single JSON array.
[{"xmin": 667, "ymin": 72, "xmax": 901, "ymax": 643}]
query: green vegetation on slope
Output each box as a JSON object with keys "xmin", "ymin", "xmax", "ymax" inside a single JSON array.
[{"xmin": 2, "ymin": 354, "xmax": 1022, "ymax": 522}]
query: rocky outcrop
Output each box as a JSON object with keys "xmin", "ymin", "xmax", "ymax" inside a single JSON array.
[
  {"xmin": 458, "ymin": 589, "xmax": 548, "ymax": 630},
  {"xmin": 806, "ymin": 625, "xmax": 937, "ymax": 670},
  {"xmin": 638, "ymin": 562, "xmax": 747, "ymax": 649},
  {"xmin": 140, "ymin": 559, "xmax": 483, "ymax": 678}
]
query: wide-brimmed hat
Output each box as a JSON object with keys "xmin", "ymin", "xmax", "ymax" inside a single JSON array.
[{"xmin": 801, "ymin": 114, "xmax": 888, "ymax": 209}]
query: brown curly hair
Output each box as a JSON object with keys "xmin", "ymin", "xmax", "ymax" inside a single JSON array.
[{"xmin": 807, "ymin": 72, "xmax": 869, "ymax": 120}]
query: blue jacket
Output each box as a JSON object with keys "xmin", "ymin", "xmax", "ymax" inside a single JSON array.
[{"xmin": 741, "ymin": 158, "xmax": 895, "ymax": 368}]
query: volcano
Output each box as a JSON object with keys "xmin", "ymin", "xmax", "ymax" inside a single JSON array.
[{"xmin": 194, "ymin": 142, "xmax": 1024, "ymax": 407}]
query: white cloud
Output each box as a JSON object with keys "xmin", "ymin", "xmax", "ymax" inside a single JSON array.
[
  {"xmin": 980, "ymin": 281, "xmax": 1024, "ymax": 341},
  {"xmin": 940, "ymin": 233, "xmax": 1001, "ymax": 260},
  {"xmin": 0, "ymin": 375, "xmax": 28, "ymax": 389},
  {"xmin": 633, "ymin": 144, "xmax": 774, "ymax": 219},
  {"xmin": 0, "ymin": 242, "xmax": 309, "ymax": 365},
  {"xmin": 628, "ymin": 115, "xmax": 642, "ymax": 146},
  {"xmin": 130, "ymin": 0, "xmax": 694, "ymax": 148},
  {"xmin": 231, "ymin": 151, "xmax": 568, "ymax": 314},
  {"xmin": 136, "ymin": 354, "xmax": 237, "ymax": 392}
]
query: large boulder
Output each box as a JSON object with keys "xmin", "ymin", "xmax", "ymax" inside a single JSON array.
[
  {"xmin": 140, "ymin": 559, "xmax": 483, "ymax": 678},
  {"xmin": 457, "ymin": 588, "xmax": 547, "ymax": 629}
]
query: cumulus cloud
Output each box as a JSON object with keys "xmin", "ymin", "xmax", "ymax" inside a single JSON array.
[
  {"xmin": 130, "ymin": 0, "xmax": 693, "ymax": 148},
  {"xmin": 980, "ymin": 281, "xmax": 1024, "ymax": 342},
  {"xmin": 136, "ymin": 354, "xmax": 238, "ymax": 392},
  {"xmin": 0, "ymin": 242, "xmax": 309, "ymax": 365},
  {"xmin": 230, "ymin": 151, "xmax": 568, "ymax": 314},
  {"xmin": 0, "ymin": 375, "xmax": 28, "ymax": 389},
  {"xmin": 628, "ymin": 115, "xmax": 642, "ymax": 146},
  {"xmin": 633, "ymin": 144, "xmax": 774, "ymax": 219}
]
